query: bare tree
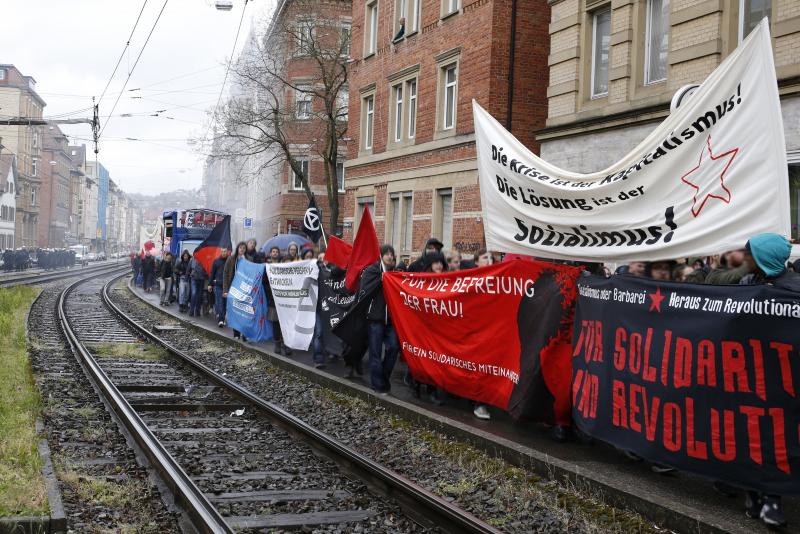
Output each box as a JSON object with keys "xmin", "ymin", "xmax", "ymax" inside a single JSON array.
[{"xmin": 207, "ymin": 0, "xmax": 350, "ymax": 234}]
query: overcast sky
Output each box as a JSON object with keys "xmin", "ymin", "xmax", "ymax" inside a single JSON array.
[{"xmin": 0, "ymin": 0, "xmax": 271, "ymax": 195}]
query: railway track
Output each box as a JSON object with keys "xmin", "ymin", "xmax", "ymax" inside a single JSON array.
[
  {"xmin": 0, "ymin": 260, "xmax": 125, "ymax": 288},
  {"xmin": 56, "ymin": 269, "xmax": 500, "ymax": 533}
]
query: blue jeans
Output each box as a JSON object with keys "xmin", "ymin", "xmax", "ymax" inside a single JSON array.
[
  {"xmin": 190, "ymin": 279, "xmax": 204, "ymax": 315},
  {"xmin": 213, "ymin": 285, "xmax": 226, "ymax": 323},
  {"xmin": 178, "ymin": 276, "xmax": 191, "ymax": 306},
  {"xmin": 313, "ymin": 312, "xmax": 324, "ymax": 364},
  {"xmin": 367, "ymin": 322, "xmax": 399, "ymax": 392}
]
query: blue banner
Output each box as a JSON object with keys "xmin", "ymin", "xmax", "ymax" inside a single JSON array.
[{"xmin": 226, "ymin": 258, "xmax": 272, "ymax": 341}]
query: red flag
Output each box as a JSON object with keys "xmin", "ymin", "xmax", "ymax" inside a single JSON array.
[
  {"xmin": 192, "ymin": 215, "xmax": 232, "ymax": 276},
  {"xmin": 344, "ymin": 206, "xmax": 380, "ymax": 292},
  {"xmin": 325, "ymin": 236, "xmax": 353, "ymax": 269},
  {"xmin": 382, "ymin": 260, "xmax": 581, "ymax": 424}
]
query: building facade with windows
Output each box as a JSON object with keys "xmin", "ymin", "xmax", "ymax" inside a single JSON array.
[
  {"xmin": 0, "ymin": 154, "xmax": 17, "ymax": 249},
  {"xmin": 344, "ymin": 0, "xmax": 551, "ymax": 259},
  {"xmin": 538, "ymin": 0, "xmax": 800, "ymax": 238},
  {"xmin": 258, "ymin": 0, "xmax": 351, "ymax": 238},
  {"xmin": 0, "ymin": 64, "xmax": 45, "ymax": 248},
  {"xmin": 39, "ymin": 125, "xmax": 72, "ymax": 248}
]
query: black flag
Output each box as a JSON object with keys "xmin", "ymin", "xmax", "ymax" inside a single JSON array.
[{"xmin": 302, "ymin": 196, "xmax": 323, "ymax": 243}]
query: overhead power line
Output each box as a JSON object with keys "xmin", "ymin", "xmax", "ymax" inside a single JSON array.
[
  {"xmin": 100, "ymin": 0, "xmax": 171, "ymax": 138},
  {"xmin": 98, "ymin": 0, "xmax": 150, "ymax": 105}
]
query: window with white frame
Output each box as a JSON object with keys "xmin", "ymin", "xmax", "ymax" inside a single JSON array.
[
  {"xmin": 31, "ymin": 158, "xmax": 38, "ymax": 177},
  {"xmin": 297, "ymin": 20, "xmax": 314, "ymax": 54},
  {"xmin": 645, "ymin": 0, "xmax": 669, "ymax": 85},
  {"xmin": 393, "ymin": 84, "xmax": 404, "ymax": 142},
  {"xmin": 291, "ymin": 158, "xmax": 309, "ymax": 190},
  {"xmin": 442, "ymin": 64, "xmax": 458, "ymax": 130},
  {"xmin": 411, "ymin": 0, "xmax": 421, "ymax": 31},
  {"xmin": 362, "ymin": 94, "xmax": 375, "ymax": 150},
  {"xmin": 337, "ymin": 87, "xmax": 348, "ymax": 122},
  {"xmin": 435, "ymin": 188, "xmax": 453, "ymax": 249},
  {"xmin": 356, "ymin": 196, "xmax": 375, "ymax": 229},
  {"xmin": 365, "ymin": 1, "xmax": 379, "ymax": 55},
  {"xmin": 389, "ymin": 193, "xmax": 401, "ymax": 247},
  {"xmin": 403, "ymin": 192, "xmax": 413, "ymax": 251},
  {"xmin": 407, "ymin": 79, "xmax": 417, "ymax": 138},
  {"xmin": 442, "ymin": 0, "xmax": 459, "ymax": 17},
  {"xmin": 31, "ymin": 187, "xmax": 36, "ymax": 206},
  {"xmin": 739, "ymin": 0, "xmax": 770, "ymax": 42},
  {"xmin": 389, "ymin": 74, "xmax": 417, "ymax": 145},
  {"xmin": 394, "ymin": 0, "xmax": 407, "ymax": 39},
  {"xmin": 296, "ymin": 85, "xmax": 312, "ymax": 119},
  {"xmin": 590, "ymin": 7, "xmax": 611, "ymax": 98},
  {"xmin": 341, "ymin": 22, "xmax": 351, "ymax": 56},
  {"xmin": 0, "ymin": 69, "xmax": 5, "ymax": 81},
  {"xmin": 336, "ymin": 161, "xmax": 345, "ymax": 192}
]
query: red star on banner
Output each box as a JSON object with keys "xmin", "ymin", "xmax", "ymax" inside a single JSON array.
[
  {"xmin": 648, "ymin": 287, "xmax": 665, "ymax": 312},
  {"xmin": 680, "ymin": 135, "xmax": 739, "ymax": 217}
]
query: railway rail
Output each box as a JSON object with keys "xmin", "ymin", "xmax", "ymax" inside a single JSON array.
[
  {"xmin": 0, "ymin": 260, "xmax": 125, "ymax": 288},
  {"xmin": 56, "ymin": 269, "xmax": 501, "ymax": 533}
]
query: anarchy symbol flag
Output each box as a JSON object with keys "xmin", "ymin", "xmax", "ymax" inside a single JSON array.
[{"xmin": 302, "ymin": 196, "xmax": 323, "ymax": 243}]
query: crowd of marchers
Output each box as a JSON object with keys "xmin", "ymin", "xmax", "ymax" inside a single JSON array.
[
  {"xmin": 1, "ymin": 248, "xmax": 78, "ymax": 271},
  {"xmin": 130, "ymin": 231, "xmax": 798, "ymax": 529}
]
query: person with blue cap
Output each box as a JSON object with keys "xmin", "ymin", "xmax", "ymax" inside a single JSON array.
[
  {"xmin": 743, "ymin": 233, "xmax": 800, "ymax": 292},
  {"xmin": 738, "ymin": 232, "xmax": 797, "ymax": 528}
]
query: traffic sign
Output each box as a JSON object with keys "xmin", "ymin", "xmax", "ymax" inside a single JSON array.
[{"xmin": 243, "ymin": 217, "xmax": 253, "ymax": 229}]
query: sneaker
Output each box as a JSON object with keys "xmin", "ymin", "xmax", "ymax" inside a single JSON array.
[
  {"xmin": 473, "ymin": 404, "xmax": 491, "ymax": 419},
  {"xmin": 314, "ymin": 363, "xmax": 325, "ymax": 369},
  {"xmin": 218, "ymin": 321, "xmax": 224, "ymax": 327},
  {"xmin": 760, "ymin": 495, "xmax": 786, "ymax": 527},
  {"xmin": 283, "ymin": 347, "xmax": 293, "ymax": 356}
]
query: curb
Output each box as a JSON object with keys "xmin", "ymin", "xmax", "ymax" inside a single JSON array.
[
  {"xmin": 1, "ymin": 289, "xmax": 67, "ymax": 534},
  {"xmin": 127, "ymin": 277, "xmax": 740, "ymax": 534}
]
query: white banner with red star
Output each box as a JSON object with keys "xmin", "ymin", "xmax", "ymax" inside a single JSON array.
[{"xmin": 473, "ymin": 19, "xmax": 789, "ymax": 262}]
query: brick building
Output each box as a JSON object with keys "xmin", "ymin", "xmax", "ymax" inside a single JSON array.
[
  {"xmin": 0, "ymin": 64, "xmax": 45, "ymax": 248},
  {"xmin": 39, "ymin": 125, "xmax": 71, "ymax": 248},
  {"xmin": 258, "ymin": 0, "xmax": 351, "ymax": 239},
  {"xmin": 538, "ymin": 0, "xmax": 800, "ymax": 238},
  {"xmin": 342, "ymin": 0, "xmax": 550, "ymax": 260}
]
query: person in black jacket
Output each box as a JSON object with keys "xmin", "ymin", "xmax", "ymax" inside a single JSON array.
[
  {"xmin": 142, "ymin": 253, "xmax": 156, "ymax": 292},
  {"xmin": 175, "ymin": 250, "xmax": 192, "ymax": 312},
  {"xmin": 208, "ymin": 248, "xmax": 229, "ymax": 327},
  {"xmin": 362, "ymin": 244, "xmax": 398, "ymax": 393},
  {"xmin": 739, "ymin": 233, "xmax": 797, "ymax": 528},
  {"xmin": 158, "ymin": 252, "xmax": 174, "ymax": 305},
  {"xmin": 408, "ymin": 237, "xmax": 443, "ymax": 272}
]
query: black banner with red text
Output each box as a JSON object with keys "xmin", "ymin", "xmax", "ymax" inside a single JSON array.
[
  {"xmin": 384, "ymin": 260, "xmax": 581, "ymax": 424},
  {"xmin": 572, "ymin": 275, "xmax": 800, "ymax": 494}
]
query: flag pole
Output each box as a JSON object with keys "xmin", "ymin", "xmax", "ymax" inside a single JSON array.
[{"xmin": 313, "ymin": 192, "xmax": 329, "ymax": 249}]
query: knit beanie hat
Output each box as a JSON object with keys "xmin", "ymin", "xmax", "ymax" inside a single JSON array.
[{"xmin": 745, "ymin": 233, "xmax": 791, "ymax": 278}]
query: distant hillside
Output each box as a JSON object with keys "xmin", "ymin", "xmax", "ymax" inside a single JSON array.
[{"xmin": 128, "ymin": 189, "xmax": 206, "ymax": 222}]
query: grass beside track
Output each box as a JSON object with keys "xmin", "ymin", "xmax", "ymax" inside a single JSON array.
[{"xmin": 0, "ymin": 286, "xmax": 47, "ymax": 517}]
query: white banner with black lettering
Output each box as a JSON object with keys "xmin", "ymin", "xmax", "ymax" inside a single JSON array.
[
  {"xmin": 265, "ymin": 260, "xmax": 319, "ymax": 350},
  {"xmin": 474, "ymin": 19, "xmax": 789, "ymax": 262}
]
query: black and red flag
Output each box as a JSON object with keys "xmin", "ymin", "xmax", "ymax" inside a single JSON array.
[
  {"xmin": 192, "ymin": 215, "xmax": 232, "ymax": 276},
  {"xmin": 382, "ymin": 260, "xmax": 582, "ymax": 424}
]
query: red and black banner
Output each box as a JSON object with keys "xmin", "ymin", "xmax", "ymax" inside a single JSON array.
[
  {"xmin": 192, "ymin": 215, "xmax": 232, "ymax": 277},
  {"xmin": 383, "ymin": 260, "xmax": 582, "ymax": 423},
  {"xmin": 572, "ymin": 275, "xmax": 800, "ymax": 494}
]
